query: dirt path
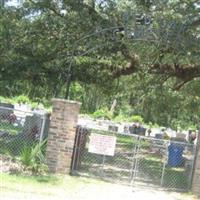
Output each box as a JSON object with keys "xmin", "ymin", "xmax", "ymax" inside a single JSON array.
[
  {"xmin": 69, "ymin": 184, "xmax": 198, "ymax": 200},
  {"xmin": 1, "ymin": 180, "xmax": 198, "ymax": 200}
]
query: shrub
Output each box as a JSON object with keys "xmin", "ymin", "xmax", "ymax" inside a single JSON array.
[
  {"xmin": 92, "ymin": 108, "xmax": 113, "ymax": 120},
  {"xmin": 14, "ymin": 95, "xmax": 30, "ymax": 104},
  {"xmin": 20, "ymin": 140, "xmax": 48, "ymax": 174},
  {"xmin": 20, "ymin": 146, "xmax": 32, "ymax": 167},
  {"xmin": 0, "ymin": 96, "xmax": 5, "ymax": 103},
  {"xmin": 114, "ymin": 114, "xmax": 127, "ymax": 122},
  {"xmin": 128, "ymin": 115, "xmax": 144, "ymax": 123}
]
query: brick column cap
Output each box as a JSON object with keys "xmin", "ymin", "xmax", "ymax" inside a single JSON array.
[{"xmin": 52, "ymin": 98, "xmax": 81, "ymax": 106}]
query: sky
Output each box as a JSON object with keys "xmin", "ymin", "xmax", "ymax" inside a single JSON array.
[{"xmin": 5, "ymin": 0, "xmax": 22, "ymax": 7}]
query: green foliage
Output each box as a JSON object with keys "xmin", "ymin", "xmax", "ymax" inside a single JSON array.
[
  {"xmin": 1, "ymin": 0, "xmax": 200, "ymax": 130},
  {"xmin": 114, "ymin": 113, "xmax": 144, "ymax": 124},
  {"xmin": 0, "ymin": 96, "xmax": 5, "ymax": 103},
  {"xmin": 20, "ymin": 146, "xmax": 33, "ymax": 167},
  {"xmin": 30, "ymin": 102, "xmax": 39, "ymax": 110},
  {"xmin": 148, "ymin": 122, "xmax": 160, "ymax": 128},
  {"xmin": 92, "ymin": 108, "xmax": 113, "ymax": 120},
  {"xmin": 0, "ymin": 95, "xmax": 51, "ymax": 110},
  {"xmin": 114, "ymin": 114, "xmax": 128, "ymax": 122},
  {"xmin": 128, "ymin": 115, "xmax": 144, "ymax": 123},
  {"xmin": 14, "ymin": 95, "xmax": 30, "ymax": 104},
  {"xmin": 19, "ymin": 140, "xmax": 48, "ymax": 174},
  {"xmin": 171, "ymin": 119, "xmax": 197, "ymax": 131},
  {"xmin": 0, "ymin": 122, "xmax": 23, "ymax": 135},
  {"xmin": 0, "ymin": 138, "xmax": 29, "ymax": 157}
]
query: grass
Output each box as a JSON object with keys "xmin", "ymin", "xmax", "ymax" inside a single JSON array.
[
  {"xmin": 0, "ymin": 129, "xmax": 194, "ymax": 198},
  {"xmin": 117, "ymin": 135, "xmax": 151, "ymax": 149},
  {"xmin": 0, "ymin": 173, "xmax": 106, "ymax": 199},
  {"xmin": 79, "ymin": 148, "xmax": 190, "ymax": 191},
  {"xmin": 138, "ymin": 156, "xmax": 189, "ymax": 190},
  {"xmin": 75, "ymin": 131, "xmax": 189, "ymax": 191},
  {"xmin": 0, "ymin": 173, "xmax": 198, "ymax": 200},
  {"xmin": 0, "ymin": 122, "xmax": 33, "ymax": 155},
  {"xmin": 0, "ymin": 122, "xmax": 23, "ymax": 135},
  {"xmin": 164, "ymin": 166, "xmax": 188, "ymax": 190}
]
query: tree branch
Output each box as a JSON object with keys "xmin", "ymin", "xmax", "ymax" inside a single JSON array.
[
  {"xmin": 28, "ymin": 0, "xmax": 64, "ymax": 18},
  {"xmin": 173, "ymin": 78, "xmax": 193, "ymax": 90},
  {"xmin": 149, "ymin": 63, "xmax": 200, "ymax": 79},
  {"xmin": 112, "ymin": 43, "xmax": 139, "ymax": 78},
  {"xmin": 187, "ymin": 17, "xmax": 200, "ymax": 28},
  {"xmin": 113, "ymin": 54, "xmax": 200, "ymax": 89}
]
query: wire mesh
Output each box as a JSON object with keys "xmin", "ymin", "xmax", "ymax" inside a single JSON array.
[
  {"xmin": 0, "ymin": 106, "xmax": 46, "ymax": 157},
  {"xmin": 72, "ymin": 126, "xmax": 196, "ymax": 191}
]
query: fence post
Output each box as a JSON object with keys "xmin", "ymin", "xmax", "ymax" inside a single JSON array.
[
  {"xmin": 71, "ymin": 126, "xmax": 88, "ymax": 171},
  {"xmin": 45, "ymin": 98, "xmax": 81, "ymax": 174},
  {"xmin": 192, "ymin": 128, "xmax": 200, "ymax": 196},
  {"xmin": 39, "ymin": 113, "xmax": 47, "ymax": 142}
]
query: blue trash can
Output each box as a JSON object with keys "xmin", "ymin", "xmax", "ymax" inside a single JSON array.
[{"xmin": 168, "ymin": 143, "xmax": 184, "ymax": 167}]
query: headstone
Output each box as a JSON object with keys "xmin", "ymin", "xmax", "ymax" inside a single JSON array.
[
  {"xmin": 0, "ymin": 103, "xmax": 14, "ymax": 120},
  {"xmin": 23, "ymin": 114, "xmax": 43, "ymax": 140},
  {"xmin": 108, "ymin": 125, "xmax": 118, "ymax": 132}
]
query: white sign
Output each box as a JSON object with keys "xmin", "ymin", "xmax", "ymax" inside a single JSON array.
[{"xmin": 88, "ymin": 133, "xmax": 116, "ymax": 156}]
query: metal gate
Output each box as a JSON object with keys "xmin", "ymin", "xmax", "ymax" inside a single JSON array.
[{"xmin": 71, "ymin": 126, "xmax": 196, "ymax": 191}]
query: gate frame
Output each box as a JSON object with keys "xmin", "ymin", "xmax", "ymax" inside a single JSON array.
[{"xmin": 72, "ymin": 125, "xmax": 197, "ymax": 192}]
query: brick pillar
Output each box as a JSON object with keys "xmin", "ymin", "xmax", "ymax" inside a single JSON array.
[
  {"xmin": 46, "ymin": 98, "xmax": 81, "ymax": 174},
  {"xmin": 192, "ymin": 130, "xmax": 200, "ymax": 196}
]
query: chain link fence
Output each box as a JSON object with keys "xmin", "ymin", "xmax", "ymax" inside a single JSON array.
[
  {"xmin": 71, "ymin": 126, "xmax": 196, "ymax": 191},
  {"xmin": 0, "ymin": 106, "xmax": 49, "ymax": 163},
  {"xmin": 132, "ymin": 136, "xmax": 196, "ymax": 191}
]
